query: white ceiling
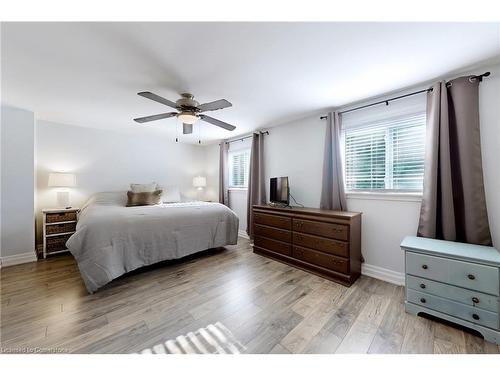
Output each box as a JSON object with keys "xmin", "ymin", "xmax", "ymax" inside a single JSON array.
[{"xmin": 1, "ymin": 22, "xmax": 499, "ymax": 143}]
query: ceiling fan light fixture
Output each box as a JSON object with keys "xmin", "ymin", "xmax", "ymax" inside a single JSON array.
[{"xmin": 177, "ymin": 112, "xmax": 198, "ymax": 125}]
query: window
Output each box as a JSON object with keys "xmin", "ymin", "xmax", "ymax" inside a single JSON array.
[
  {"xmin": 343, "ymin": 112, "xmax": 426, "ymax": 192},
  {"xmin": 228, "ymin": 149, "xmax": 250, "ymax": 188}
]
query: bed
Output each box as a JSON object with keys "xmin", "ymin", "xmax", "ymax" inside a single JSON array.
[{"xmin": 66, "ymin": 192, "xmax": 239, "ymax": 293}]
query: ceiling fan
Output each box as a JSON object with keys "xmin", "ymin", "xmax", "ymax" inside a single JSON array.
[{"xmin": 134, "ymin": 92, "xmax": 235, "ymax": 135}]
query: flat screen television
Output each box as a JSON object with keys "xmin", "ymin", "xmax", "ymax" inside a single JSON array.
[{"xmin": 270, "ymin": 177, "xmax": 289, "ymax": 205}]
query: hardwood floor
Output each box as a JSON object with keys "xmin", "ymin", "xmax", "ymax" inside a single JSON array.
[{"xmin": 1, "ymin": 238, "xmax": 498, "ymax": 354}]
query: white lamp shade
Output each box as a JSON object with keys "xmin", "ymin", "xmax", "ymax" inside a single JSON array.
[
  {"xmin": 193, "ymin": 176, "xmax": 207, "ymax": 188},
  {"xmin": 48, "ymin": 172, "xmax": 76, "ymax": 187}
]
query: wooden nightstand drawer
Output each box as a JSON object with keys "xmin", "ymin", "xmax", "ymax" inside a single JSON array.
[
  {"xmin": 46, "ymin": 222, "xmax": 76, "ymax": 235},
  {"xmin": 46, "ymin": 211, "xmax": 77, "ymax": 223}
]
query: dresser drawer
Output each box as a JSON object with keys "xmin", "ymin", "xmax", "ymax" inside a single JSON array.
[
  {"xmin": 254, "ymin": 224, "xmax": 291, "ymax": 243},
  {"xmin": 406, "ymin": 252, "xmax": 499, "ymax": 295},
  {"xmin": 46, "ymin": 211, "xmax": 77, "ymax": 223},
  {"xmin": 407, "ymin": 289, "xmax": 499, "ymax": 330},
  {"xmin": 46, "ymin": 222, "xmax": 76, "ymax": 235},
  {"xmin": 293, "ymin": 245, "xmax": 348, "ymax": 274},
  {"xmin": 254, "ymin": 236, "xmax": 291, "ymax": 256},
  {"xmin": 407, "ymin": 275, "xmax": 499, "ymax": 313},
  {"xmin": 293, "ymin": 219, "xmax": 348, "ymax": 241},
  {"xmin": 254, "ymin": 212, "xmax": 292, "ymax": 230},
  {"xmin": 293, "ymin": 232, "xmax": 348, "ymax": 258}
]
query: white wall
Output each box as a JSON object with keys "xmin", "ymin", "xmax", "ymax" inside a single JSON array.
[
  {"xmin": 1, "ymin": 105, "xmax": 36, "ymax": 261},
  {"xmin": 35, "ymin": 120, "xmax": 207, "ymax": 243},
  {"xmin": 203, "ymin": 143, "xmax": 220, "ymax": 203},
  {"xmin": 235, "ymin": 63, "xmax": 500, "ymax": 282},
  {"xmin": 479, "ymin": 63, "xmax": 500, "ymax": 248}
]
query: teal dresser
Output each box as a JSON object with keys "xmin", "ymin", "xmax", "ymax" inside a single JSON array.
[{"xmin": 401, "ymin": 236, "xmax": 500, "ymax": 344}]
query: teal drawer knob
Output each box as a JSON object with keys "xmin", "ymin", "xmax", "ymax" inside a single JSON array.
[
  {"xmin": 420, "ymin": 298, "xmax": 426, "ymax": 303},
  {"xmin": 420, "ymin": 283, "xmax": 426, "ymax": 289},
  {"xmin": 472, "ymin": 313, "xmax": 480, "ymax": 320},
  {"xmin": 472, "ymin": 297, "xmax": 480, "ymax": 304},
  {"xmin": 467, "ymin": 274, "xmax": 475, "ymax": 280},
  {"xmin": 422, "ymin": 264, "xmax": 428, "ymax": 269}
]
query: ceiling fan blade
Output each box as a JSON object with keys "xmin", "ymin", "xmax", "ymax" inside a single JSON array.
[
  {"xmin": 138, "ymin": 91, "xmax": 178, "ymax": 109},
  {"xmin": 198, "ymin": 99, "xmax": 232, "ymax": 112},
  {"xmin": 199, "ymin": 114, "xmax": 236, "ymax": 131},
  {"xmin": 134, "ymin": 112, "xmax": 178, "ymax": 123}
]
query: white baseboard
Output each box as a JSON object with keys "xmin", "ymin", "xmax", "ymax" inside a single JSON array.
[
  {"xmin": 361, "ymin": 263, "xmax": 405, "ymax": 286},
  {"xmin": 238, "ymin": 230, "xmax": 250, "ymax": 240},
  {"xmin": 0, "ymin": 250, "xmax": 38, "ymax": 268}
]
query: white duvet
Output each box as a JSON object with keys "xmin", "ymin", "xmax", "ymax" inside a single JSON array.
[{"xmin": 66, "ymin": 193, "xmax": 239, "ymax": 293}]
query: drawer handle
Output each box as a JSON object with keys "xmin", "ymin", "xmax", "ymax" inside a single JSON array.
[
  {"xmin": 419, "ymin": 283, "xmax": 426, "ymax": 289},
  {"xmin": 420, "ymin": 298, "xmax": 426, "ymax": 303},
  {"xmin": 467, "ymin": 274, "xmax": 475, "ymax": 280},
  {"xmin": 472, "ymin": 313, "xmax": 480, "ymax": 320},
  {"xmin": 421, "ymin": 264, "xmax": 428, "ymax": 270},
  {"xmin": 472, "ymin": 297, "xmax": 480, "ymax": 304}
]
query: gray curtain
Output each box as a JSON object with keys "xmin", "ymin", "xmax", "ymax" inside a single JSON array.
[
  {"xmin": 418, "ymin": 76, "xmax": 492, "ymax": 246},
  {"xmin": 320, "ymin": 111, "xmax": 347, "ymax": 211},
  {"xmin": 246, "ymin": 133, "xmax": 266, "ymax": 238},
  {"xmin": 218, "ymin": 140, "xmax": 229, "ymax": 206}
]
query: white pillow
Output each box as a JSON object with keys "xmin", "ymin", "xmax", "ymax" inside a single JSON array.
[
  {"xmin": 161, "ymin": 186, "xmax": 181, "ymax": 203},
  {"xmin": 85, "ymin": 191, "xmax": 128, "ymax": 207},
  {"xmin": 130, "ymin": 182, "xmax": 157, "ymax": 193}
]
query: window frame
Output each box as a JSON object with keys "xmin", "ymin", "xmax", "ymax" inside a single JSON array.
[
  {"xmin": 342, "ymin": 112, "xmax": 426, "ymax": 195},
  {"xmin": 228, "ymin": 148, "xmax": 251, "ymax": 189}
]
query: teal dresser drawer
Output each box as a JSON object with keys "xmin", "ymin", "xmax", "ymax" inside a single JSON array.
[
  {"xmin": 407, "ymin": 289, "xmax": 499, "ymax": 330},
  {"xmin": 407, "ymin": 275, "xmax": 499, "ymax": 313},
  {"xmin": 406, "ymin": 252, "xmax": 499, "ymax": 295}
]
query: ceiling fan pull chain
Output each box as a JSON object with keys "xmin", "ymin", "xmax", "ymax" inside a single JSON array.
[{"xmin": 175, "ymin": 119, "xmax": 179, "ymax": 143}]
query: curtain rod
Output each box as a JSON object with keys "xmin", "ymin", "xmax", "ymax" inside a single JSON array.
[
  {"xmin": 220, "ymin": 131, "xmax": 269, "ymax": 145},
  {"xmin": 320, "ymin": 71, "xmax": 491, "ymax": 120}
]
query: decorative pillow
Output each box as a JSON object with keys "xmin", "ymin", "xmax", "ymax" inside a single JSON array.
[
  {"xmin": 130, "ymin": 182, "xmax": 157, "ymax": 193},
  {"xmin": 161, "ymin": 185, "xmax": 181, "ymax": 203},
  {"xmin": 126, "ymin": 190, "xmax": 163, "ymax": 207}
]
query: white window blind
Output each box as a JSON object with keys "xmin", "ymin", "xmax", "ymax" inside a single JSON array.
[
  {"xmin": 343, "ymin": 112, "xmax": 426, "ymax": 192},
  {"xmin": 228, "ymin": 149, "xmax": 250, "ymax": 188}
]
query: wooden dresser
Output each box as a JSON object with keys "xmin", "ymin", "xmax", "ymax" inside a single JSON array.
[
  {"xmin": 42, "ymin": 208, "xmax": 79, "ymax": 259},
  {"xmin": 252, "ymin": 205, "xmax": 362, "ymax": 286},
  {"xmin": 401, "ymin": 236, "xmax": 500, "ymax": 344}
]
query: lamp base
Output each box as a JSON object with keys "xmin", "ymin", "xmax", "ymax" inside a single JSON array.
[
  {"xmin": 196, "ymin": 188, "xmax": 204, "ymax": 201},
  {"xmin": 56, "ymin": 191, "xmax": 70, "ymax": 208}
]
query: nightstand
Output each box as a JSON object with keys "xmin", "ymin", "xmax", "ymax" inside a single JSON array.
[{"xmin": 42, "ymin": 208, "xmax": 79, "ymax": 259}]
